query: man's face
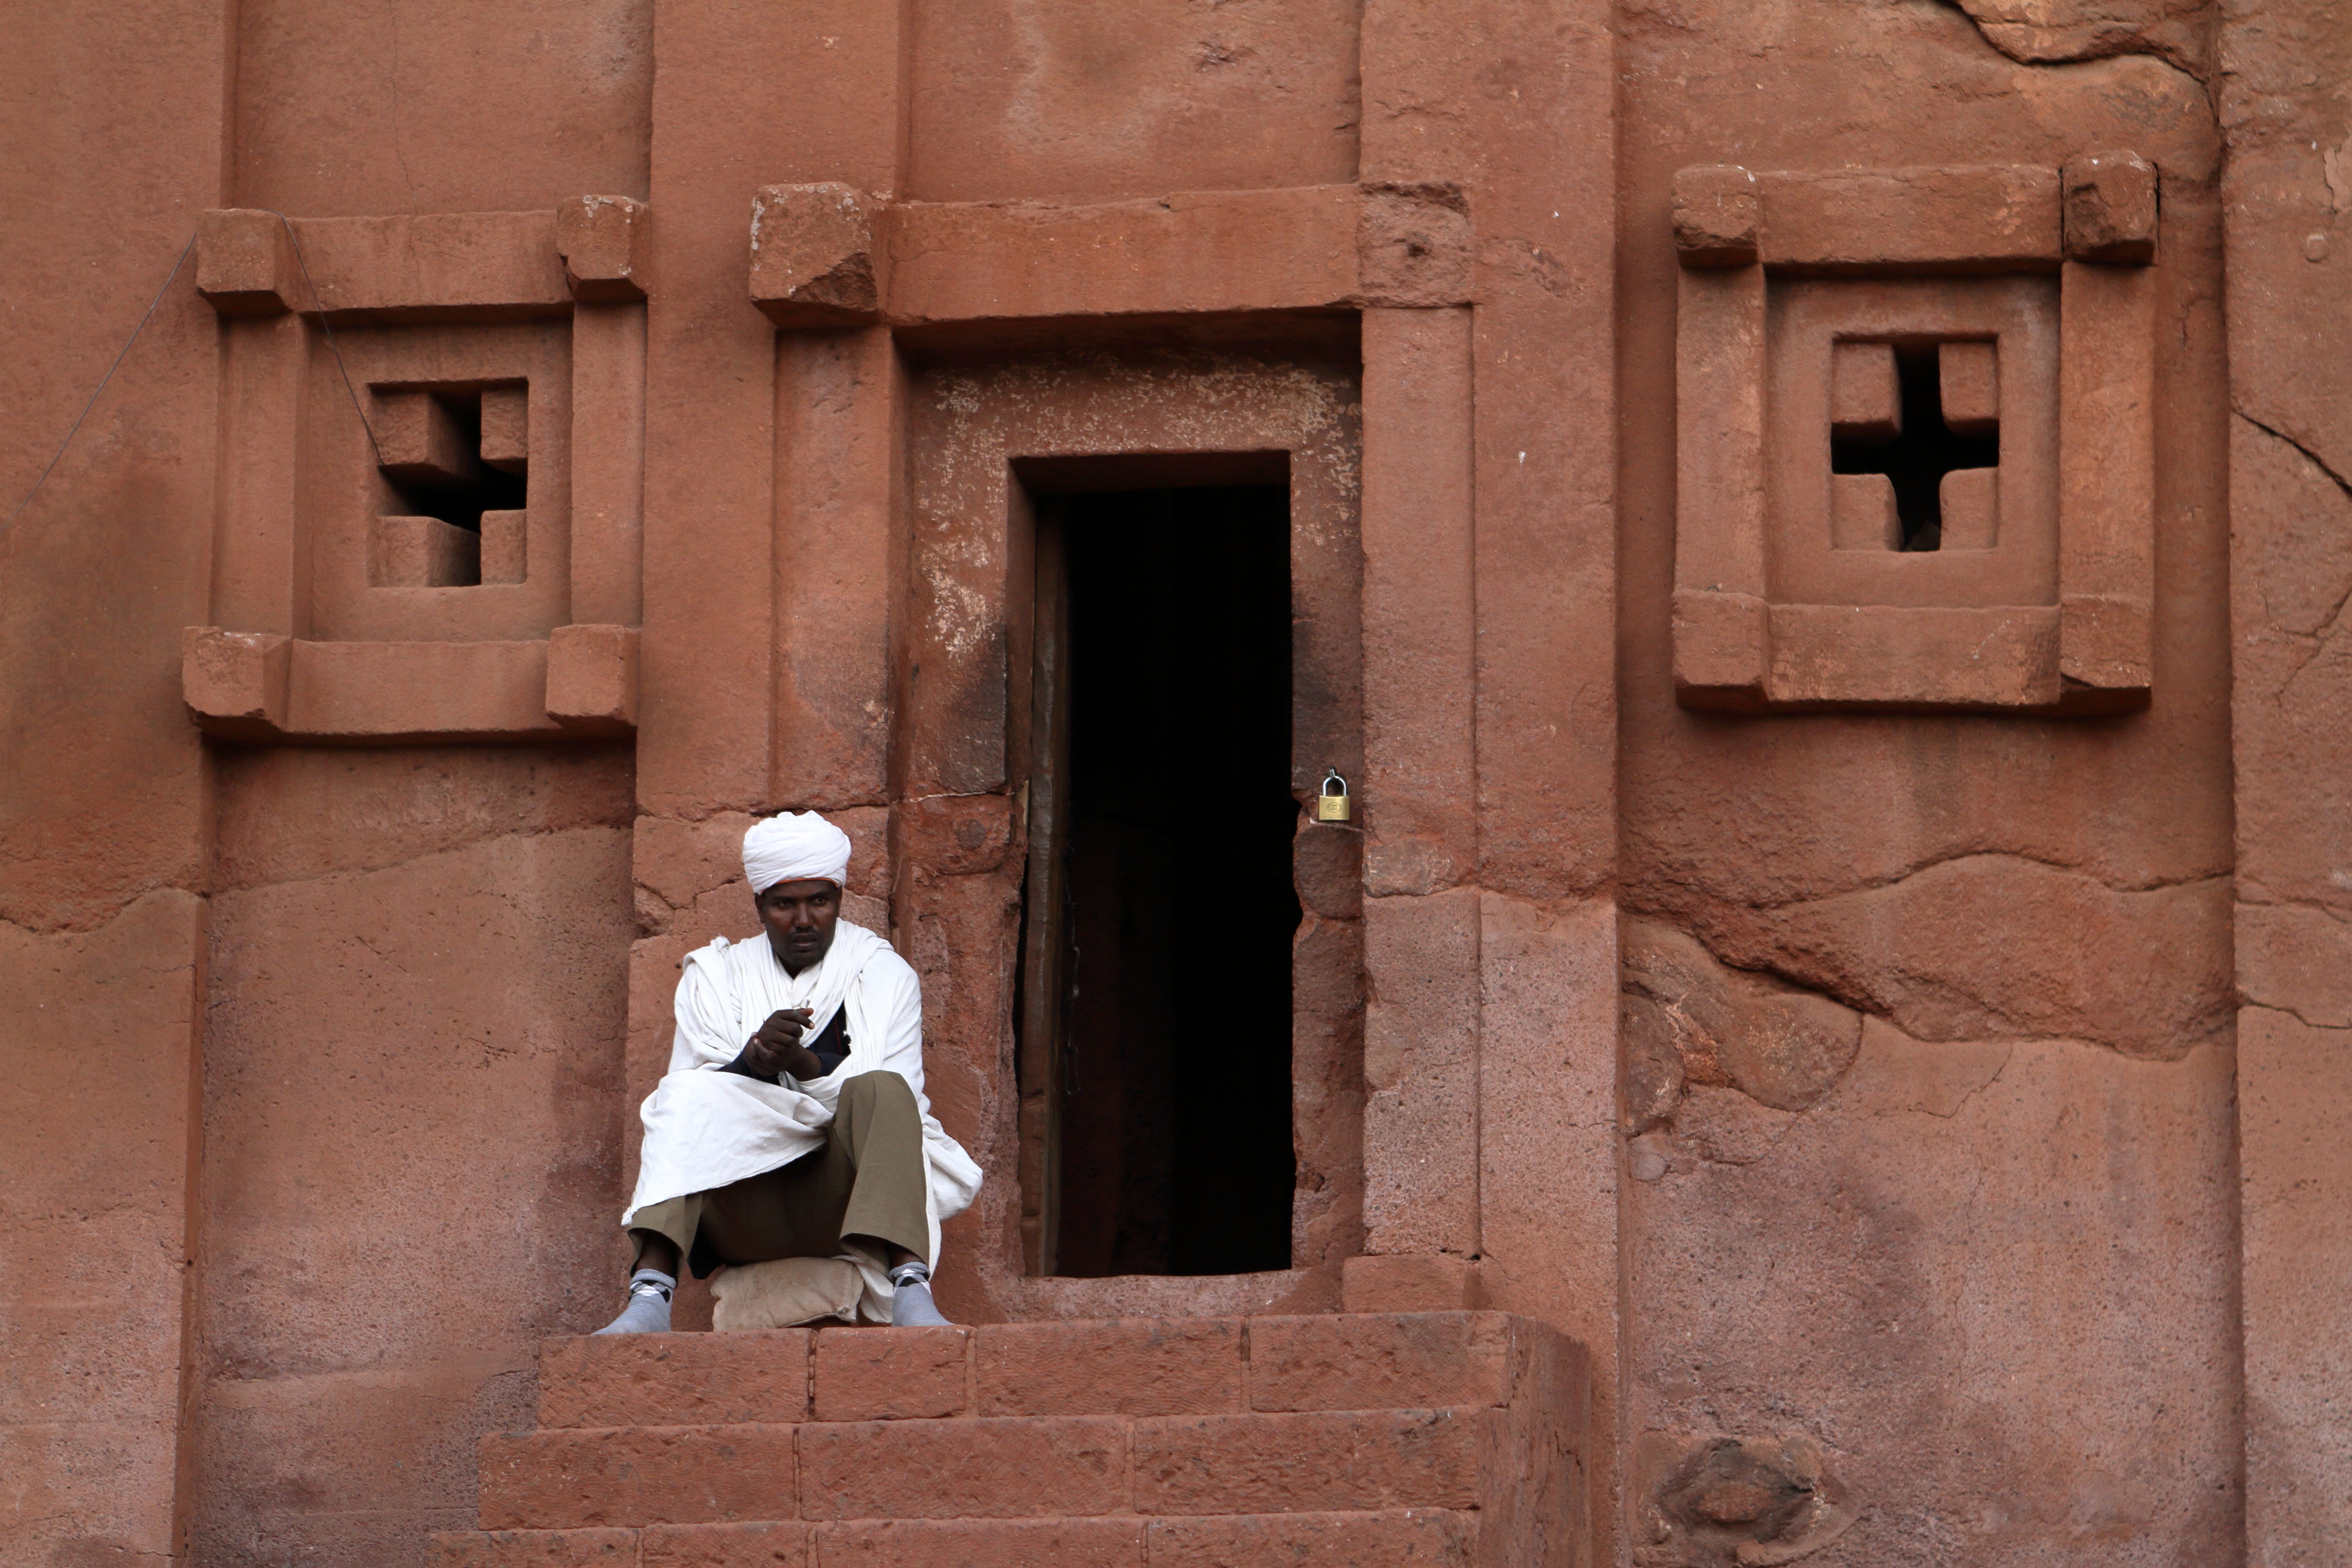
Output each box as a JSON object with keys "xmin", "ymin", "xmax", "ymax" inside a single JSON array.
[{"xmin": 757, "ymin": 878, "xmax": 842, "ymax": 973}]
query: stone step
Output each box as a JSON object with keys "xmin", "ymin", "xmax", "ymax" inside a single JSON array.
[
  {"xmin": 480, "ymin": 1408, "xmax": 1488, "ymax": 1529},
  {"xmin": 435, "ymin": 1509, "xmax": 1481, "ymax": 1568},
  {"xmin": 443, "ymin": 1312, "xmax": 1589, "ymax": 1566},
  {"xmin": 534, "ymin": 1312, "xmax": 1547, "ymax": 1428}
]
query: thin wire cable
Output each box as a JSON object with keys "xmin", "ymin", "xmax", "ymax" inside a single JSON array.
[
  {"xmin": 3, "ymin": 231, "xmax": 196, "ymax": 534},
  {"xmin": 268, "ymin": 209, "xmax": 382, "ymax": 467}
]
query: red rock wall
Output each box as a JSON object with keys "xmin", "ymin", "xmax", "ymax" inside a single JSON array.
[
  {"xmin": 1613, "ymin": 4, "xmax": 2243, "ymax": 1559},
  {"xmin": 0, "ymin": 4, "xmax": 227, "ymax": 1565},
  {"xmin": 903, "ymin": 1, "xmax": 1364, "ymax": 203},
  {"xmin": 230, "ymin": 0, "xmax": 654, "ymax": 218},
  {"xmin": 192, "ymin": 748, "xmax": 633, "ymax": 1563},
  {"xmin": 2220, "ymin": 0, "xmax": 2352, "ymax": 1560},
  {"xmin": 2, "ymin": 1, "xmax": 2347, "ymax": 1566}
]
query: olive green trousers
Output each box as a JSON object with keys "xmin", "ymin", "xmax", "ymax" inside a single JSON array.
[{"xmin": 629, "ymin": 1069, "xmax": 931, "ymax": 1278}]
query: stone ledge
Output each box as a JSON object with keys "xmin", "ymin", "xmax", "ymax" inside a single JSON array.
[
  {"xmin": 1672, "ymin": 160, "xmax": 2162, "ymax": 275},
  {"xmin": 750, "ymin": 183, "xmax": 1476, "ymax": 329},
  {"xmin": 1671, "ymin": 596, "xmax": 2150, "ymax": 713},
  {"xmin": 181, "ymin": 626, "xmax": 638, "ymax": 743},
  {"xmin": 198, "ymin": 201, "xmax": 650, "ymax": 322}
]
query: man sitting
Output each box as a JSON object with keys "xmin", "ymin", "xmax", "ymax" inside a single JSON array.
[{"xmin": 597, "ymin": 810, "xmax": 982, "ymax": 1334}]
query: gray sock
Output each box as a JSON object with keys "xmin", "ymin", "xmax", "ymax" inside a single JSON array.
[
  {"xmin": 593, "ymin": 1268, "xmax": 675, "ymax": 1335},
  {"xmin": 888, "ymin": 1261, "xmax": 952, "ymax": 1327}
]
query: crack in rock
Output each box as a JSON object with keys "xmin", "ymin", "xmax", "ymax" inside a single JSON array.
[{"xmin": 1941, "ymin": 0, "xmax": 2212, "ymax": 84}]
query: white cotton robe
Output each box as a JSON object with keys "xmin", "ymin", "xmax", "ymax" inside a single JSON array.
[{"xmin": 624, "ymin": 921, "xmax": 983, "ymax": 1321}]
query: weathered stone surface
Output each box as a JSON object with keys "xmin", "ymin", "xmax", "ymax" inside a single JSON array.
[
  {"xmin": 432, "ymin": 1528, "xmax": 640, "ymax": 1568},
  {"xmin": 1362, "ymin": 890, "xmax": 1481, "ymax": 1256},
  {"xmin": 1132, "ymin": 1408, "xmax": 1484, "ymax": 1514},
  {"xmin": 547, "ymin": 624, "xmax": 641, "ymax": 733},
  {"xmin": 2223, "ymin": 6, "xmax": 2352, "ymax": 1555},
  {"xmin": 1652, "ymin": 857, "xmax": 2230, "ymax": 1057},
  {"xmin": 1950, "ymin": 0, "xmax": 2209, "ymax": 78},
  {"xmin": 1147, "ymin": 1510, "xmax": 1475, "ymax": 1567},
  {"xmin": 906, "ymin": 0, "xmax": 1359, "ymax": 202},
  {"xmin": 642, "ymin": 1522, "xmax": 807, "ymax": 1568},
  {"xmin": 557, "ymin": 195, "xmax": 650, "ymax": 304},
  {"xmin": 1756, "ymin": 165, "xmax": 2061, "ymax": 270},
  {"xmin": 974, "ymin": 1318, "xmax": 1241, "ymax": 1417},
  {"xmin": 1249, "ymin": 1313, "xmax": 1512, "ymax": 1412},
  {"xmin": 811, "ymin": 1326, "xmax": 970, "ymax": 1422},
  {"xmin": 1829, "ymin": 341, "xmax": 1900, "ymax": 441},
  {"xmin": 197, "ymin": 207, "xmax": 298, "ymax": 314},
  {"xmin": 480, "ymin": 387, "xmax": 530, "ymax": 472},
  {"xmin": 0, "ymin": 892, "xmax": 206, "ymax": 1568},
  {"xmin": 817, "ymin": 1518, "xmax": 1137, "ymax": 1568},
  {"xmin": 1619, "ymin": 918, "xmax": 1861, "ymax": 1113},
  {"xmin": 1620, "ymin": 10, "xmax": 2240, "ymax": 1563},
  {"xmin": 539, "ymin": 1332, "xmax": 811, "ymax": 1429},
  {"xmin": 1357, "ymin": 182, "xmax": 1474, "ymax": 305},
  {"xmin": 197, "ymin": 802, "xmax": 633, "ymax": 1560},
  {"xmin": 2063, "ymin": 150, "xmax": 2159, "ymax": 264},
  {"xmin": 1627, "ymin": 1030, "xmax": 2239, "ymax": 1564},
  {"xmin": 1671, "ymin": 165, "xmax": 1760, "ymax": 268},
  {"xmin": 8, "ymin": 0, "xmax": 2342, "ymax": 1563},
  {"xmin": 481, "ymin": 1425, "xmax": 798, "ymax": 1529},
  {"xmin": 798, "ymin": 1417, "xmax": 1127, "ymax": 1521},
  {"xmin": 2238, "ymin": 1009, "xmax": 2352, "ymax": 1564},
  {"xmin": 182, "ymin": 626, "xmax": 292, "ymax": 730},
  {"xmin": 373, "ymin": 388, "xmax": 477, "ymax": 485},
  {"xmin": 749, "ymin": 183, "xmax": 879, "ymax": 328},
  {"xmin": 1636, "ymin": 1432, "xmax": 1854, "ymax": 1567}
]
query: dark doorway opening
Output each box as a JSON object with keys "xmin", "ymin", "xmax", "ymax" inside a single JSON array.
[{"xmin": 1018, "ymin": 479, "xmax": 1299, "ymax": 1278}]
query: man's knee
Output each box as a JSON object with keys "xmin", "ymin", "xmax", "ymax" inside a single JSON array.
[{"xmin": 841, "ymin": 1068, "xmax": 916, "ymax": 1108}]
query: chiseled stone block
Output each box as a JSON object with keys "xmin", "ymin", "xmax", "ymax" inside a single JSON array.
[
  {"xmin": 1672, "ymin": 164, "xmax": 1760, "ymax": 268},
  {"xmin": 546, "ymin": 623, "xmax": 640, "ymax": 733},
  {"xmin": 479, "ymin": 386, "xmax": 529, "ymax": 473},
  {"xmin": 370, "ymin": 514, "xmax": 480, "ymax": 588},
  {"xmin": 557, "ymin": 194, "xmax": 650, "ymax": 303},
  {"xmin": 372, "ymin": 389, "xmax": 475, "ymax": 485},
  {"xmin": 196, "ymin": 208, "xmax": 297, "ymax": 315},
  {"xmin": 479, "ymin": 510, "xmax": 528, "ymax": 585},
  {"xmin": 1830, "ymin": 341, "xmax": 1900, "ymax": 442},
  {"xmin": 2063, "ymin": 149, "xmax": 2158, "ymax": 265},
  {"xmin": 1939, "ymin": 339, "xmax": 1999, "ymax": 437},
  {"xmin": 750, "ymin": 183, "xmax": 881, "ymax": 328},
  {"xmin": 181, "ymin": 626, "xmax": 289, "ymax": 732}
]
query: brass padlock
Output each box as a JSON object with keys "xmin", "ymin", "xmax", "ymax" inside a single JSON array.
[{"xmin": 1313, "ymin": 768, "xmax": 1352, "ymax": 823}]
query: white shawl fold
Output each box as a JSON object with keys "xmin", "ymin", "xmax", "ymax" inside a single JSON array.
[{"xmin": 624, "ymin": 921, "xmax": 983, "ymax": 1321}]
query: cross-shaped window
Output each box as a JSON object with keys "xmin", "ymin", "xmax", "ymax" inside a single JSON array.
[
  {"xmin": 1829, "ymin": 340, "xmax": 2000, "ymax": 551},
  {"xmin": 368, "ymin": 384, "xmax": 530, "ymax": 587}
]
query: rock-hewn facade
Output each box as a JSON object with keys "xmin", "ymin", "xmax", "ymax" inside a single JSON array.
[{"xmin": 3, "ymin": 2, "xmax": 2344, "ymax": 1564}]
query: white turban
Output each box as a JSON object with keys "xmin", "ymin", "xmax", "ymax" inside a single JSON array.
[{"xmin": 742, "ymin": 810, "xmax": 853, "ymax": 894}]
